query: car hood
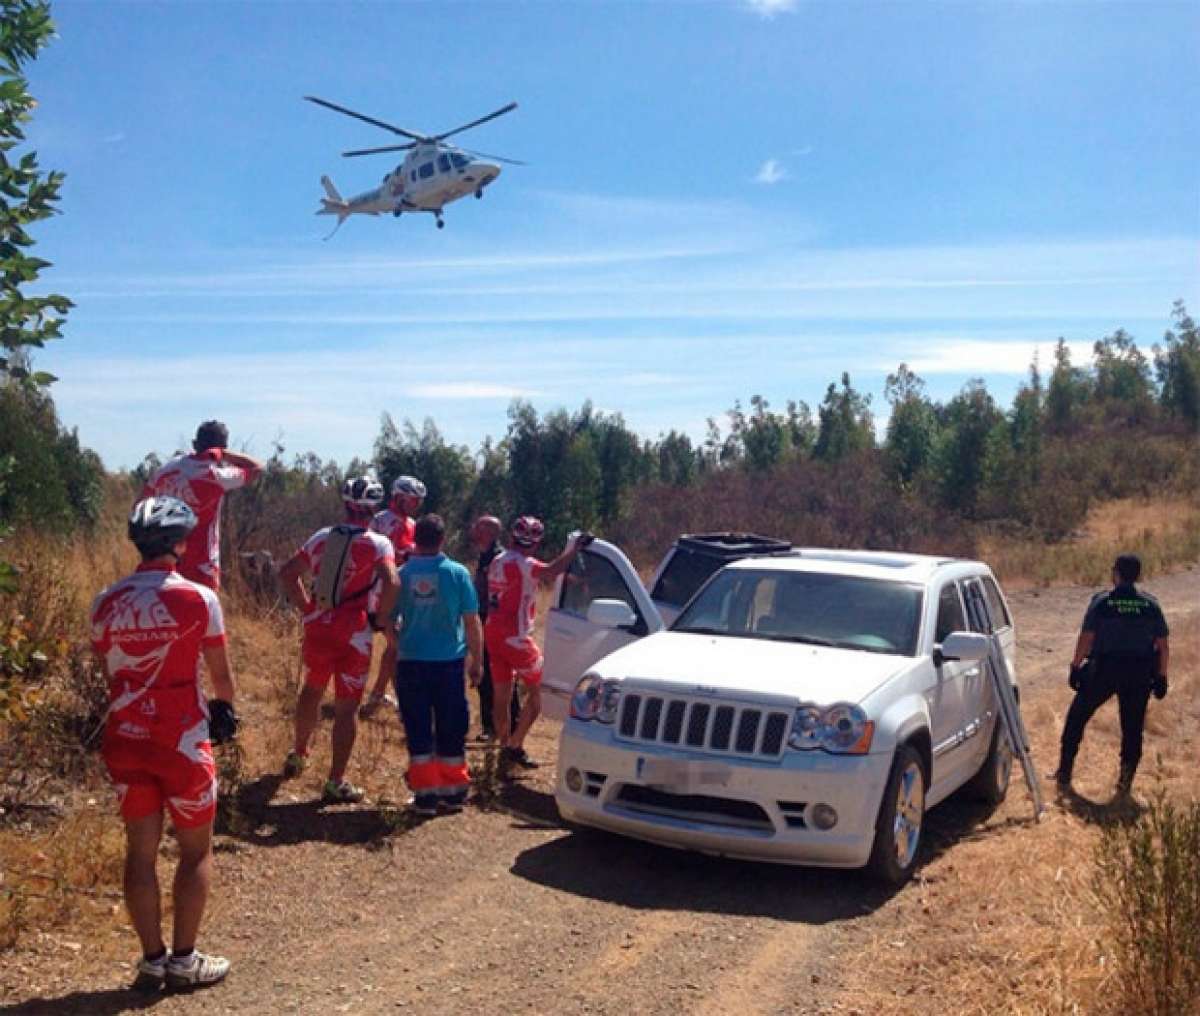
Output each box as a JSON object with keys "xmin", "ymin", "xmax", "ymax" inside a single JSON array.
[{"xmin": 589, "ymin": 631, "xmax": 912, "ymax": 706}]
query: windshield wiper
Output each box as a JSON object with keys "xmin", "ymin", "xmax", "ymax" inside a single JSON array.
[
  {"xmin": 763, "ymin": 634, "xmax": 839, "ymax": 647},
  {"xmin": 674, "ymin": 625, "xmax": 733, "ymax": 636}
]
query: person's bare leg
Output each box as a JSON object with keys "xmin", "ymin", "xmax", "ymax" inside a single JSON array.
[
  {"xmin": 362, "ymin": 631, "xmax": 397, "ymax": 714},
  {"xmin": 510, "ymin": 684, "xmax": 541, "ymax": 750},
  {"xmin": 292, "ymin": 682, "xmax": 324, "ymax": 756},
  {"xmin": 493, "ymin": 680, "xmax": 515, "ymax": 747},
  {"xmin": 329, "ymin": 697, "xmax": 359, "ymax": 784},
  {"xmin": 124, "ymin": 812, "xmax": 165, "ymax": 956},
  {"xmin": 170, "ymin": 822, "xmax": 213, "ymax": 953}
]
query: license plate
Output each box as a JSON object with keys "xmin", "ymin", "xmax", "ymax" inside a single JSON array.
[{"xmin": 639, "ymin": 758, "xmax": 732, "ymax": 791}]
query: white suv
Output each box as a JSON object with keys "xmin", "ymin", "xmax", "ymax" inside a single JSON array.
[{"xmin": 544, "ymin": 537, "xmax": 1017, "ymax": 884}]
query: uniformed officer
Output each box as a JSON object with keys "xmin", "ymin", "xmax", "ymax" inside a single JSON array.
[{"xmin": 1054, "ymin": 554, "xmax": 1170, "ymax": 797}]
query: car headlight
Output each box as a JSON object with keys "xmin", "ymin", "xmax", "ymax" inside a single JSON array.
[
  {"xmin": 788, "ymin": 702, "xmax": 875, "ymax": 755},
  {"xmin": 570, "ymin": 674, "xmax": 620, "ymax": 723}
]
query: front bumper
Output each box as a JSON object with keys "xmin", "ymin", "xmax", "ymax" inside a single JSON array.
[{"xmin": 555, "ymin": 719, "xmax": 890, "ymax": 868}]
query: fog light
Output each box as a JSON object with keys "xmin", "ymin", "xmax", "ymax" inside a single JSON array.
[
  {"xmin": 810, "ymin": 803, "xmax": 838, "ymax": 830},
  {"xmin": 565, "ymin": 767, "xmax": 583, "ymax": 793}
]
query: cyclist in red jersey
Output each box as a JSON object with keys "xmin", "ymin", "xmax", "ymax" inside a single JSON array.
[
  {"xmin": 361, "ymin": 475, "xmax": 426, "ymax": 718},
  {"xmin": 278, "ymin": 477, "xmax": 399, "ymax": 802},
  {"xmin": 140, "ymin": 421, "xmax": 261, "ymax": 591},
  {"xmin": 486, "ymin": 516, "xmax": 592, "ymax": 770},
  {"xmin": 91, "ymin": 497, "xmax": 239, "ymax": 992}
]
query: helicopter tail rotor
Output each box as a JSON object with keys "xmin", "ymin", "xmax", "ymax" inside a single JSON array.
[{"xmin": 316, "ymin": 175, "xmax": 352, "ymax": 239}]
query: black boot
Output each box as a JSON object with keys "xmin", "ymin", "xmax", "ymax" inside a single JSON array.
[
  {"xmin": 1052, "ymin": 754, "xmax": 1073, "ymax": 792},
  {"xmin": 1116, "ymin": 765, "xmax": 1136, "ymax": 798}
]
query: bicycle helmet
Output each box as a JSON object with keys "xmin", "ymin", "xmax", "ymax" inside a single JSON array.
[
  {"xmin": 342, "ymin": 476, "xmax": 385, "ymax": 510},
  {"xmin": 510, "ymin": 515, "xmax": 545, "ymax": 548},
  {"xmin": 193, "ymin": 420, "xmax": 229, "ymax": 452},
  {"xmin": 128, "ymin": 496, "xmax": 198, "ymax": 558},
  {"xmin": 391, "ymin": 475, "xmax": 427, "ymax": 500}
]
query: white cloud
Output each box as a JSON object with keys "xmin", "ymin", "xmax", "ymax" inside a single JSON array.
[
  {"xmin": 404, "ymin": 382, "xmax": 539, "ymax": 400},
  {"xmin": 893, "ymin": 339, "xmax": 1095, "ymax": 376},
  {"xmin": 754, "ymin": 158, "xmax": 788, "ymax": 185},
  {"xmin": 744, "ymin": 0, "xmax": 797, "ymax": 17}
]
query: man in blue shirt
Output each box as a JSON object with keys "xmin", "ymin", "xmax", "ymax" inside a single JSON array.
[{"xmin": 392, "ymin": 514, "xmax": 483, "ymax": 816}]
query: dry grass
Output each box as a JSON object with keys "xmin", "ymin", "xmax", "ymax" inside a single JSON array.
[
  {"xmin": 986, "ymin": 495, "xmax": 1200, "ymax": 589},
  {"xmin": 0, "ymin": 807, "xmax": 125, "ymax": 950}
]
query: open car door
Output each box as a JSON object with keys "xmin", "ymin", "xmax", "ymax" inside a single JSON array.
[{"xmin": 541, "ymin": 538, "xmax": 665, "ymax": 720}]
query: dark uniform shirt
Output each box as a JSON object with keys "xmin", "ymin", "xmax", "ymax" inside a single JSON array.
[
  {"xmin": 474, "ymin": 541, "xmax": 502, "ymax": 621},
  {"xmin": 1081, "ymin": 583, "xmax": 1169, "ymax": 660}
]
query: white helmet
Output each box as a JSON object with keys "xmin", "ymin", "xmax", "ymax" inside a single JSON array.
[
  {"xmin": 128, "ymin": 496, "xmax": 197, "ymax": 557},
  {"xmin": 391, "ymin": 475, "xmax": 426, "ymax": 499},
  {"xmin": 342, "ymin": 476, "xmax": 384, "ymax": 510}
]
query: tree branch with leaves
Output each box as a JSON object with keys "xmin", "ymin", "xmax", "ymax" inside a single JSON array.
[{"xmin": 0, "ymin": 0, "xmax": 70, "ymax": 387}]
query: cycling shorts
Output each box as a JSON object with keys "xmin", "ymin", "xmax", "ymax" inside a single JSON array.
[
  {"xmin": 485, "ymin": 630, "xmax": 543, "ymax": 687},
  {"xmin": 302, "ymin": 613, "xmax": 373, "ymax": 700},
  {"xmin": 103, "ymin": 732, "xmax": 217, "ymax": 830}
]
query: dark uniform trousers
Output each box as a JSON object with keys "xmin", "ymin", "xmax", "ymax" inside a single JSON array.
[{"xmin": 1059, "ymin": 654, "xmax": 1155, "ymax": 777}]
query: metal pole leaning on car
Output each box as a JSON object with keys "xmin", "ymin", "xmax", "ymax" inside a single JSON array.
[
  {"xmin": 962, "ymin": 582, "xmax": 1044, "ymax": 819},
  {"xmin": 987, "ymin": 633, "xmax": 1045, "ymax": 819}
]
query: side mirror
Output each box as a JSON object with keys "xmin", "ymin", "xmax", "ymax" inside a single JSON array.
[
  {"xmin": 586, "ymin": 598, "xmax": 638, "ymax": 630},
  {"xmin": 935, "ymin": 631, "xmax": 991, "ymax": 665}
]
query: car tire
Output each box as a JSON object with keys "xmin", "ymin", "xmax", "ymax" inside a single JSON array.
[
  {"xmin": 965, "ymin": 716, "xmax": 1012, "ymax": 806},
  {"xmin": 867, "ymin": 743, "xmax": 926, "ymax": 886}
]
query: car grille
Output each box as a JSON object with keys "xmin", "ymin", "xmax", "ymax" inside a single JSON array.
[
  {"xmin": 617, "ymin": 694, "xmax": 791, "ymax": 760},
  {"xmin": 614, "ymin": 785, "xmax": 773, "ymax": 832}
]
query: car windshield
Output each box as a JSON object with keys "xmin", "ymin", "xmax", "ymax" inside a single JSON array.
[{"xmin": 672, "ymin": 568, "xmax": 924, "ymax": 656}]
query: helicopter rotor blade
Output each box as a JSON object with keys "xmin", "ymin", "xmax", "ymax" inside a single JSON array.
[
  {"xmin": 435, "ymin": 101, "xmax": 518, "ymax": 141},
  {"xmin": 461, "ymin": 147, "xmax": 526, "ymax": 167},
  {"xmin": 304, "ymin": 95, "xmax": 428, "ymax": 142},
  {"xmin": 343, "ymin": 142, "xmax": 417, "ymax": 158}
]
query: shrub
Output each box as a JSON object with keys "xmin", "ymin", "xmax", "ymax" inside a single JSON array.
[{"xmin": 1093, "ymin": 794, "xmax": 1200, "ymax": 1015}]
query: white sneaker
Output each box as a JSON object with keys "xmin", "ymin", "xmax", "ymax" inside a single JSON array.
[
  {"xmin": 132, "ymin": 953, "xmax": 168, "ymax": 992},
  {"xmin": 165, "ymin": 949, "xmax": 230, "ymax": 991}
]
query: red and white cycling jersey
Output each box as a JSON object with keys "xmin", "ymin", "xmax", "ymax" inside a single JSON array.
[
  {"xmin": 369, "ymin": 509, "xmax": 416, "ymax": 562},
  {"xmin": 485, "ymin": 549, "xmax": 547, "ymax": 646},
  {"xmin": 141, "ymin": 449, "xmax": 256, "ymax": 590},
  {"xmin": 90, "ymin": 562, "xmax": 226, "ymax": 748},
  {"xmin": 298, "ymin": 526, "xmax": 395, "ymax": 627}
]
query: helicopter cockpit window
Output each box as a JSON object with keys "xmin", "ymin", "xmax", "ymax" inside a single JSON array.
[
  {"xmin": 418, "ymin": 162, "xmax": 434, "ymax": 180},
  {"xmin": 437, "ymin": 154, "xmax": 451, "ymax": 173},
  {"xmin": 451, "ymin": 153, "xmax": 469, "ymax": 169}
]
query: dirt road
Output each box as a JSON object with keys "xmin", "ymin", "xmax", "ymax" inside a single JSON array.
[{"xmin": 4, "ymin": 568, "xmax": 1196, "ymax": 1015}]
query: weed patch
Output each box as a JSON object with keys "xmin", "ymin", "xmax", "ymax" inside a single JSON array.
[{"xmin": 1093, "ymin": 794, "xmax": 1200, "ymax": 1015}]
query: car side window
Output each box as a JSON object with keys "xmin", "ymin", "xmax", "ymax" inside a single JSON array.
[
  {"xmin": 559, "ymin": 550, "xmax": 641, "ymax": 621},
  {"xmin": 935, "ymin": 584, "xmax": 967, "ymax": 642},
  {"xmin": 982, "ymin": 577, "xmax": 1011, "ymax": 629}
]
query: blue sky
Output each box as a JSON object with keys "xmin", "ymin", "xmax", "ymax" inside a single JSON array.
[{"xmin": 25, "ymin": 0, "xmax": 1200, "ymax": 469}]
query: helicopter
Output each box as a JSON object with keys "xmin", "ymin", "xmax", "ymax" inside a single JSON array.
[{"xmin": 305, "ymin": 96, "xmax": 521, "ymax": 233}]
